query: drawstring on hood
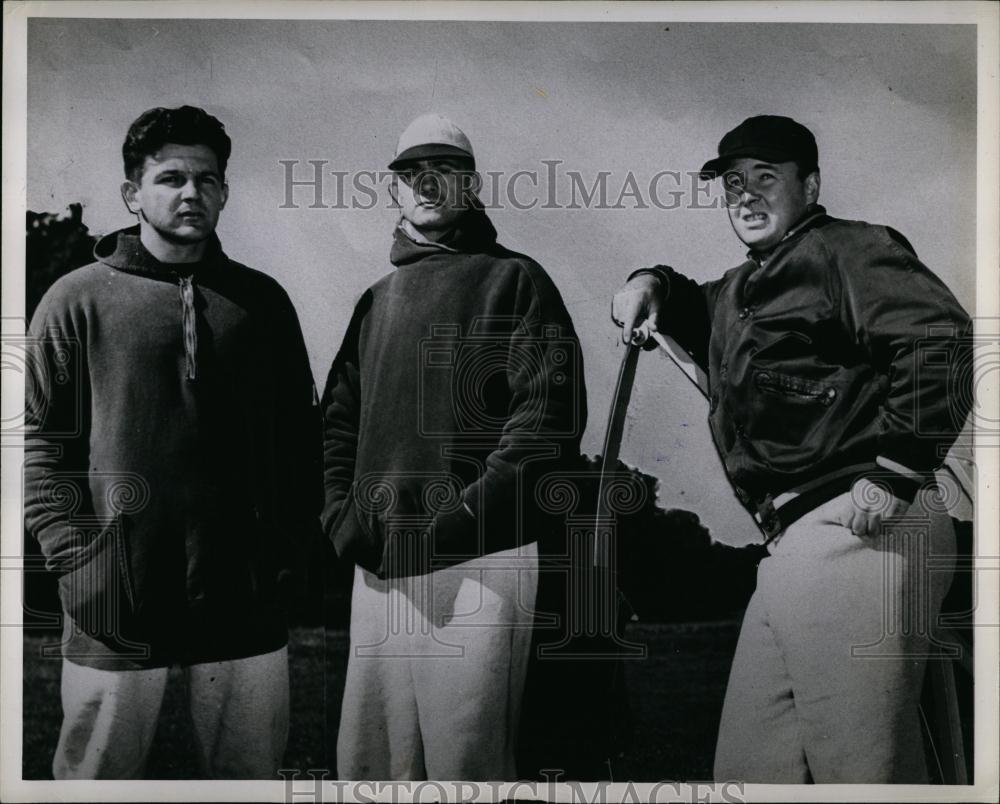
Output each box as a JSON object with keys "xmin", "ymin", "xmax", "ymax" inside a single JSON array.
[
  {"xmin": 93, "ymin": 226, "xmax": 226, "ymax": 382},
  {"xmin": 178, "ymin": 276, "xmax": 198, "ymax": 380}
]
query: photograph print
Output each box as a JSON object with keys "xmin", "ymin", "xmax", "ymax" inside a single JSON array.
[{"xmin": 2, "ymin": 2, "xmax": 997, "ymax": 802}]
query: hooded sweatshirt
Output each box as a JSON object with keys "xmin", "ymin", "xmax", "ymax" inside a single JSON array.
[
  {"xmin": 321, "ymin": 210, "xmax": 587, "ymax": 578},
  {"xmin": 24, "ymin": 226, "xmax": 322, "ymax": 669}
]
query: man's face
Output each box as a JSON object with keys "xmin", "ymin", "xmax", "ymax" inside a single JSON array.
[
  {"xmin": 392, "ymin": 157, "xmax": 479, "ymax": 233},
  {"xmin": 722, "ymin": 158, "xmax": 819, "ymax": 252},
  {"xmin": 122, "ymin": 143, "xmax": 228, "ymax": 244}
]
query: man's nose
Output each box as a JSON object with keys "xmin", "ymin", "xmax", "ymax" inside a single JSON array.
[
  {"xmin": 418, "ymin": 174, "xmax": 443, "ymax": 196},
  {"xmin": 180, "ymin": 178, "xmax": 201, "ymax": 199}
]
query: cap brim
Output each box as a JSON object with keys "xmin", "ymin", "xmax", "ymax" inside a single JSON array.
[
  {"xmin": 698, "ymin": 146, "xmax": 798, "ymax": 180},
  {"xmin": 389, "ymin": 144, "xmax": 475, "ymax": 171}
]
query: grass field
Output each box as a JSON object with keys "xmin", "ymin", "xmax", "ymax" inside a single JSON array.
[{"xmin": 22, "ymin": 621, "xmax": 740, "ymax": 781}]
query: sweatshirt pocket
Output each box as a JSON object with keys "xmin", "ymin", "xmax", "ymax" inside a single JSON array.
[
  {"xmin": 249, "ymin": 507, "xmax": 287, "ymax": 608},
  {"xmin": 328, "ymin": 493, "xmax": 385, "ymax": 577},
  {"xmin": 57, "ymin": 514, "xmax": 138, "ymax": 642}
]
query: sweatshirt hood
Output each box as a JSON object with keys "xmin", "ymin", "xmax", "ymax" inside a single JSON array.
[
  {"xmin": 94, "ymin": 225, "xmax": 226, "ymax": 277},
  {"xmin": 390, "ymin": 207, "xmax": 499, "ymax": 267},
  {"xmin": 94, "ymin": 226, "xmax": 227, "ymax": 382}
]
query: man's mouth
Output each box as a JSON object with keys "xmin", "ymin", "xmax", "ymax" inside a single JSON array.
[
  {"xmin": 741, "ymin": 212, "xmax": 768, "ymax": 224},
  {"xmin": 178, "ymin": 211, "xmax": 205, "ymax": 222}
]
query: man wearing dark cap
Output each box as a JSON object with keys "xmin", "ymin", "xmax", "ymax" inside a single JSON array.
[
  {"xmin": 24, "ymin": 106, "xmax": 321, "ymax": 778},
  {"xmin": 322, "ymin": 113, "xmax": 586, "ymax": 779},
  {"xmin": 611, "ymin": 115, "xmax": 971, "ymax": 782}
]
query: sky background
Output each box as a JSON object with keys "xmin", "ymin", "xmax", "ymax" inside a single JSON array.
[{"xmin": 26, "ymin": 19, "xmax": 977, "ymax": 545}]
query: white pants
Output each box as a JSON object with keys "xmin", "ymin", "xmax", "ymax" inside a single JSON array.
[
  {"xmin": 714, "ymin": 492, "xmax": 956, "ymax": 783},
  {"xmin": 337, "ymin": 542, "xmax": 538, "ymax": 781},
  {"xmin": 52, "ymin": 645, "xmax": 289, "ymax": 779}
]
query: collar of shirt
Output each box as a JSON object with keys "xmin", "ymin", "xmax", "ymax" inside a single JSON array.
[{"xmin": 747, "ymin": 204, "xmax": 828, "ymax": 265}]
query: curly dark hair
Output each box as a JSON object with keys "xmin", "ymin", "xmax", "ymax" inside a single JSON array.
[{"xmin": 122, "ymin": 106, "xmax": 232, "ymax": 182}]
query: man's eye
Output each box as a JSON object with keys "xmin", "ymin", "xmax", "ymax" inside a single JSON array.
[
  {"xmin": 759, "ymin": 173, "xmax": 775, "ymax": 182},
  {"xmin": 158, "ymin": 175, "xmax": 183, "ymax": 185}
]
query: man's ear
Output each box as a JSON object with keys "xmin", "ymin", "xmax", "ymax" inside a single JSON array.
[
  {"xmin": 804, "ymin": 169, "xmax": 821, "ymax": 205},
  {"xmin": 220, "ymin": 181, "xmax": 229, "ymax": 210},
  {"xmin": 121, "ymin": 180, "xmax": 142, "ymax": 215}
]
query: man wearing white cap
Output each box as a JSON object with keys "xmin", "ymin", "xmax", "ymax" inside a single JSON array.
[{"xmin": 322, "ymin": 113, "xmax": 587, "ymax": 779}]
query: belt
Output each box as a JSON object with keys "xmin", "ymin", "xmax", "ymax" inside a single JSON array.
[{"xmin": 749, "ymin": 463, "xmax": 880, "ymax": 542}]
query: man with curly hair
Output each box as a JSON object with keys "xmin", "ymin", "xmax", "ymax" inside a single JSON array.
[{"xmin": 24, "ymin": 106, "xmax": 320, "ymax": 779}]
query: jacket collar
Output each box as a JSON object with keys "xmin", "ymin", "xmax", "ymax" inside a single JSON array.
[
  {"xmin": 747, "ymin": 204, "xmax": 830, "ymax": 265},
  {"xmin": 390, "ymin": 206, "xmax": 499, "ymax": 267},
  {"xmin": 94, "ymin": 226, "xmax": 227, "ymax": 278}
]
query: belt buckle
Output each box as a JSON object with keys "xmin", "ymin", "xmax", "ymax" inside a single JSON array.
[{"xmin": 754, "ymin": 494, "xmax": 782, "ymax": 541}]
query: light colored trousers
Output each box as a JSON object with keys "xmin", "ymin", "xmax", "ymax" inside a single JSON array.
[
  {"xmin": 337, "ymin": 542, "xmax": 538, "ymax": 781},
  {"xmin": 714, "ymin": 491, "xmax": 956, "ymax": 783},
  {"xmin": 52, "ymin": 645, "xmax": 289, "ymax": 779}
]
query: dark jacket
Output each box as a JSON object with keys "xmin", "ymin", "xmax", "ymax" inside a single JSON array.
[
  {"xmin": 634, "ymin": 206, "xmax": 972, "ymax": 511},
  {"xmin": 23, "ymin": 227, "xmax": 322, "ymax": 669},
  {"xmin": 321, "ymin": 211, "xmax": 587, "ymax": 578}
]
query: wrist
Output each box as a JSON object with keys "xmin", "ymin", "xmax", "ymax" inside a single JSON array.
[{"xmin": 627, "ymin": 265, "xmax": 671, "ymax": 289}]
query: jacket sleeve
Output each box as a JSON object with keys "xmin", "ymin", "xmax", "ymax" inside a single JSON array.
[
  {"xmin": 837, "ymin": 225, "xmax": 972, "ymax": 479},
  {"xmin": 23, "ymin": 285, "xmax": 94, "ymax": 573},
  {"xmin": 319, "ymin": 290, "xmax": 383, "ymax": 570},
  {"xmin": 627, "ymin": 265, "xmax": 722, "ymax": 372},
  {"xmin": 423, "ymin": 264, "xmax": 588, "ymax": 564},
  {"xmin": 270, "ymin": 287, "xmax": 324, "ymax": 575}
]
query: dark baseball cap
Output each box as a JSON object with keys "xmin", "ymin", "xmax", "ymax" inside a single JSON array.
[{"xmin": 699, "ymin": 115, "xmax": 818, "ymax": 180}]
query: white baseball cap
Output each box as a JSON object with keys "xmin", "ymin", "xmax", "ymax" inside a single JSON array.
[{"xmin": 389, "ymin": 113, "xmax": 475, "ymax": 170}]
